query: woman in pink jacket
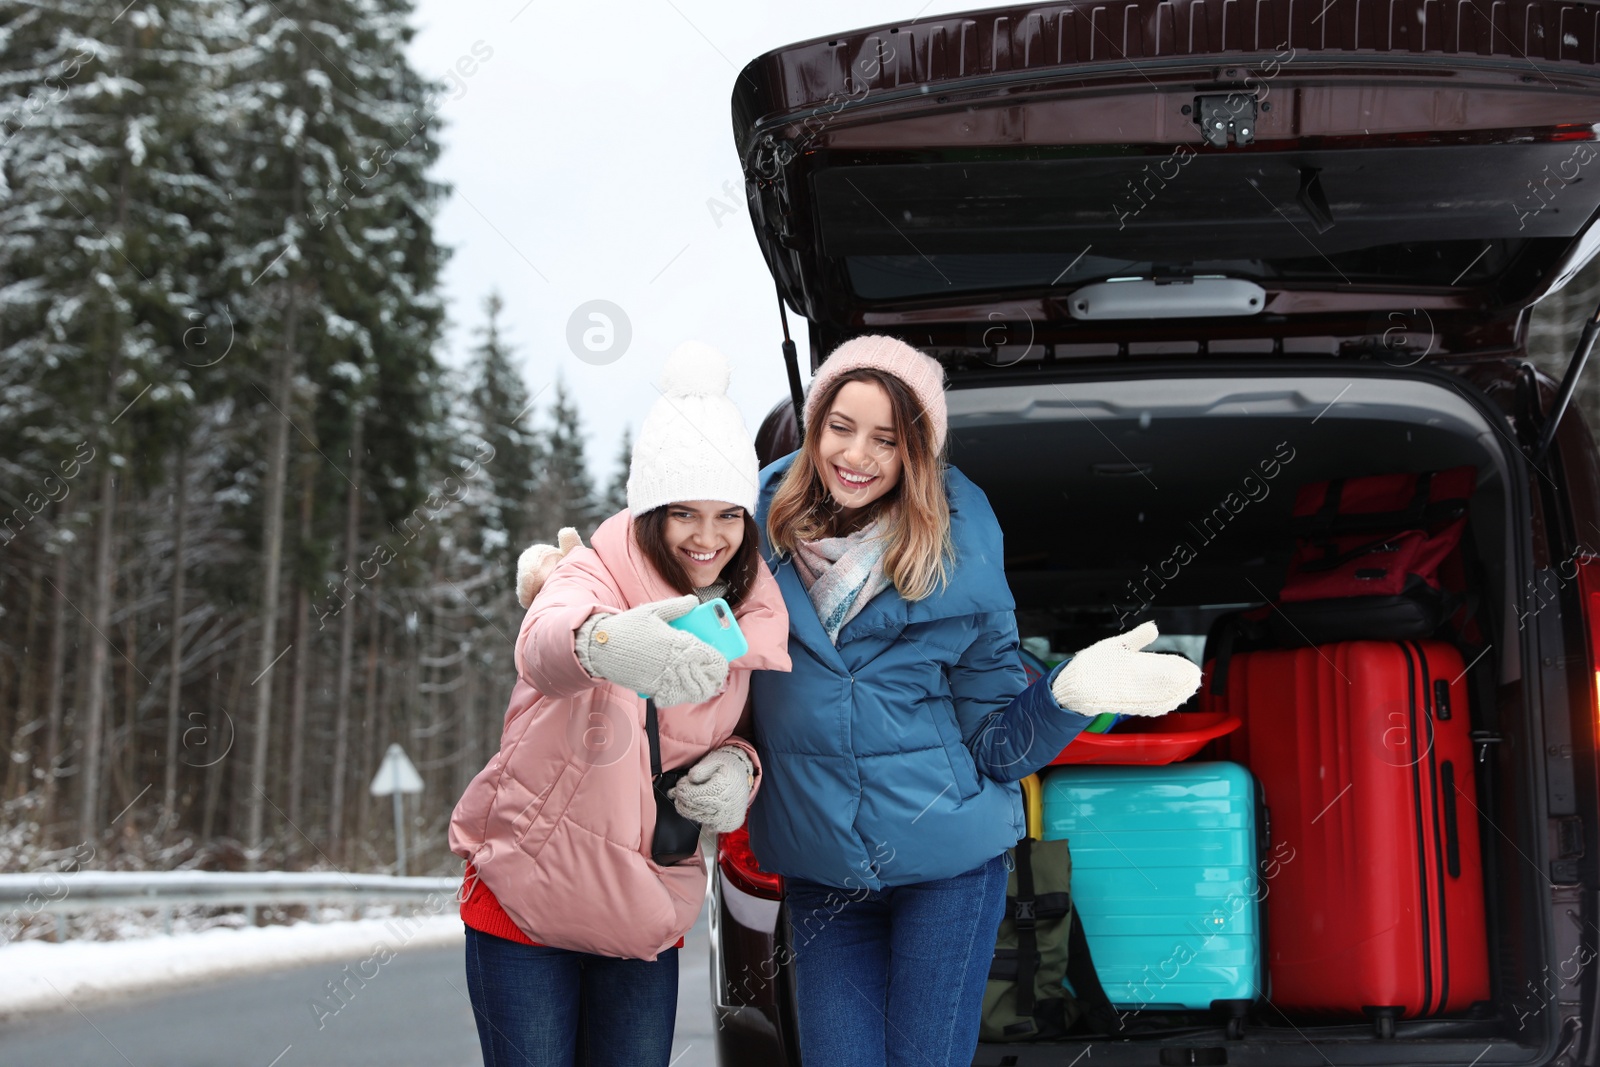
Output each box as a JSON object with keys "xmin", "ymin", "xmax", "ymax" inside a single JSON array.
[{"xmin": 449, "ymin": 342, "xmax": 790, "ymax": 1067}]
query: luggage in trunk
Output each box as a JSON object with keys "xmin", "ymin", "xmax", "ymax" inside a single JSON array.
[
  {"xmin": 1203, "ymin": 466, "xmax": 1483, "ymax": 697},
  {"xmin": 1040, "ymin": 762, "xmax": 1261, "ymax": 1031},
  {"xmin": 1203, "ymin": 639, "xmax": 1491, "ymax": 1032}
]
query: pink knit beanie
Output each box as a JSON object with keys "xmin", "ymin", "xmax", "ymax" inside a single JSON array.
[{"xmin": 803, "ymin": 335, "xmax": 948, "ymax": 453}]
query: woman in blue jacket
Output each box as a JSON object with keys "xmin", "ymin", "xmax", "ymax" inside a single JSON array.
[{"xmin": 751, "ymin": 335, "xmax": 1201, "ymax": 1067}]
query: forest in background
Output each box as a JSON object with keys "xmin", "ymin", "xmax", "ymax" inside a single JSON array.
[{"xmin": 0, "ymin": 0, "xmax": 626, "ymax": 881}]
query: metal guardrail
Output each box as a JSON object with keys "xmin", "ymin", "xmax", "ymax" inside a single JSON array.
[
  {"xmin": 0, "ymin": 871, "xmax": 459, "ymax": 940},
  {"xmin": 0, "ymin": 871, "xmax": 457, "ymax": 911}
]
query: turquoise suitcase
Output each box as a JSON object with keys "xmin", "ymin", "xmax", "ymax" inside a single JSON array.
[{"xmin": 1041, "ymin": 762, "xmax": 1262, "ymax": 1026}]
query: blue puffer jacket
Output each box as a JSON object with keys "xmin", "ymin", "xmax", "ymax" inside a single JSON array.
[{"xmin": 748, "ymin": 452, "xmax": 1095, "ymax": 890}]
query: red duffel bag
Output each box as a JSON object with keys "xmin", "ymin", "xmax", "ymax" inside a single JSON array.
[
  {"xmin": 1204, "ymin": 466, "xmax": 1481, "ymax": 695},
  {"xmin": 1280, "ymin": 465, "xmax": 1476, "ymax": 604},
  {"xmin": 1264, "ymin": 465, "xmax": 1478, "ymax": 645}
]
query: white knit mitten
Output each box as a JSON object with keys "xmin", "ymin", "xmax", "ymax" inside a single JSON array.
[
  {"xmin": 669, "ymin": 745, "xmax": 753, "ymax": 833},
  {"xmin": 517, "ymin": 528, "xmax": 584, "ymax": 608},
  {"xmin": 1049, "ymin": 621, "xmax": 1201, "ymax": 718},
  {"xmin": 574, "ymin": 595, "xmax": 730, "ymax": 705}
]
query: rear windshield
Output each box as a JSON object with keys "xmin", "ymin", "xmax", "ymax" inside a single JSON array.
[{"xmin": 816, "ymin": 142, "xmax": 1596, "ymax": 300}]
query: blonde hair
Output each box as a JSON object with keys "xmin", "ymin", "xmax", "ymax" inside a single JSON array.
[{"xmin": 766, "ymin": 368, "xmax": 951, "ymax": 600}]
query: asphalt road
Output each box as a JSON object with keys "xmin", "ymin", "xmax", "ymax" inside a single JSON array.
[{"xmin": 0, "ymin": 913, "xmax": 719, "ymax": 1067}]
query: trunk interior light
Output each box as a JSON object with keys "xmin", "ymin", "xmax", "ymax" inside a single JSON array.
[
  {"xmin": 1069, "ymin": 277, "xmax": 1267, "ymax": 320},
  {"xmin": 718, "ymin": 823, "xmax": 783, "ymax": 899}
]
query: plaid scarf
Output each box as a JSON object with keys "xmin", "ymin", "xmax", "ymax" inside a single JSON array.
[{"xmin": 792, "ymin": 517, "xmax": 893, "ymax": 645}]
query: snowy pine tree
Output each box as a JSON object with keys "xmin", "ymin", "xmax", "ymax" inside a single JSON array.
[
  {"xmin": 534, "ymin": 380, "xmax": 598, "ymax": 542},
  {"xmin": 602, "ymin": 425, "xmax": 632, "ymax": 517},
  {"xmin": 466, "ymin": 292, "xmax": 541, "ymax": 571},
  {"xmin": 215, "ymin": 0, "xmax": 450, "ymax": 861},
  {"xmin": 0, "ymin": 0, "xmax": 245, "ymax": 838}
]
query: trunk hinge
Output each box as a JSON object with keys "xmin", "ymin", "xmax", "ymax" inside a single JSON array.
[{"xmin": 1532, "ymin": 297, "xmax": 1600, "ymax": 464}]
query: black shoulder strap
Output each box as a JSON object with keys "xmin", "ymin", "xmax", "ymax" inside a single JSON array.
[
  {"xmin": 645, "ymin": 698, "xmax": 662, "ymax": 777},
  {"xmin": 1065, "ymin": 900, "xmax": 1126, "ymax": 1034},
  {"xmin": 1401, "ymin": 469, "xmax": 1435, "ymax": 527},
  {"xmin": 1013, "ymin": 837, "xmax": 1040, "ymax": 1016},
  {"xmin": 1292, "ymin": 469, "xmax": 1465, "ymax": 538},
  {"xmin": 1004, "ymin": 838, "xmax": 1127, "ymax": 1037},
  {"xmin": 1209, "ymin": 619, "xmax": 1238, "ymax": 696},
  {"xmin": 1310, "ymin": 477, "xmax": 1345, "ymax": 531}
]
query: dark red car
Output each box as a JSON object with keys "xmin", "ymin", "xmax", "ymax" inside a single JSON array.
[{"xmin": 710, "ymin": 3, "xmax": 1600, "ymax": 1065}]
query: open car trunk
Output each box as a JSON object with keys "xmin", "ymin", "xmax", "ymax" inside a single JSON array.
[
  {"xmin": 729, "ymin": 5, "xmax": 1600, "ymax": 1064},
  {"xmin": 952, "ymin": 363, "xmax": 1569, "ymax": 1067}
]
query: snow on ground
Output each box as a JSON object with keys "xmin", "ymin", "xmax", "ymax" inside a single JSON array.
[{"xmin": 0, "ymin": 912, "xmax": 464, "ymax": 1019}]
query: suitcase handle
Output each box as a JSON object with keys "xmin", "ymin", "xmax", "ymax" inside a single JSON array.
[{"xmin": 1441, "ymin": 760, "xmax": 1461, "ymax": 879}]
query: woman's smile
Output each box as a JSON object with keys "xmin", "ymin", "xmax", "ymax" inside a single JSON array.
[
  {"xmin": 680, "ymin": 544, "xmax": 723, "ymax": 571},
  {"xmin": 832, "ymin": 464, "xmax": 879, "ymax": 489}
]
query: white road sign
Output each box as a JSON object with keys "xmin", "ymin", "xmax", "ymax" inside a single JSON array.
[{"xmin": 369, "ymin": 743, "xmax": 424, "ymax": 796}]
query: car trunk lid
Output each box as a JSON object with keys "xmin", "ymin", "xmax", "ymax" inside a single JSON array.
[{"xmin": 733, "ymin": 0, "xmax": 1600, "ymax": 365}]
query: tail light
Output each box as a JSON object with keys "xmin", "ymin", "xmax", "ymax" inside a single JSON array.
[{"xmin": 717, "ymin": 823, "xmax": 783, "ymax": 899}]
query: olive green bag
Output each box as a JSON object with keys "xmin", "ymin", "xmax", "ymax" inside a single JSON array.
[{"xmin": 980, "ymin": 837, "xmax": 1123, "ymax": 1042}]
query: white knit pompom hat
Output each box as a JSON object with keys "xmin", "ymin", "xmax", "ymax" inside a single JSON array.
[{"xmin": 626, "ymin": 341, "xmax": 759, "ymax": 516}]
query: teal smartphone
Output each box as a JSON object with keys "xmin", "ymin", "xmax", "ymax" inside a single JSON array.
[
  {"xmin": 670, "ymin": 597, "xmax": 748, "ymax": 662},
  {"xmin": 636, "ymin": 598, "xmax": 748, "ymax": 699}
]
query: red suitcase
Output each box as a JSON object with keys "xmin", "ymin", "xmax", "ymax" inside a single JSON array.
[{"xmin": 1201, "ymin": 640, "xmax": 1490, "ymax": 1030}]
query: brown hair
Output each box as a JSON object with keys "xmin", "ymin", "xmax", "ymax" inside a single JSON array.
[
  {"xmin": 765, "ymin": 367, "xmax": 951, "ymax": 600},
  {"xmin": 633, "ymin": 506, "xmax": 762, "ymax": 607}
]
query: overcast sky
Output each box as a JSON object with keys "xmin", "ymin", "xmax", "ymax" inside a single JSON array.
[{"xmin": 404, "ymin": 0, "xmax": 978, "ymax": 483}]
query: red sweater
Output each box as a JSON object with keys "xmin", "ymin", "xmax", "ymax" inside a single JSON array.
[{"xmin": 459, "ymin": 863, "xmax": 685, "ymax": 950}]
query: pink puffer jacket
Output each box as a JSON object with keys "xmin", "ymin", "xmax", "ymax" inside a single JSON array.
[{"xmin": 448, "ymin": 509, "xmax": 791, "ymax": 960}]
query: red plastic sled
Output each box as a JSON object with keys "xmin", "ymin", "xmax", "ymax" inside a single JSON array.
[{"xmin": 1046, "ymin": 711, "xmax": 1240, "ymax": 766}]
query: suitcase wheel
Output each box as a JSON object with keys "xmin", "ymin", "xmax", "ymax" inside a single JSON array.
[
  {"xmin": 1210, "ymin": 999, "xmax": 1250, "ymax": 1041},
  {"xmin": 1362, "ymin": 1006, "xmax": 1401, "ymax": 1040}
]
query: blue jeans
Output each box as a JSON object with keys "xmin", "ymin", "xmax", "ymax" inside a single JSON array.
[
  {"xmin": 784, "ymin": 852, "xmax": 1009, "ymax": 1067},
  {"xmin": 462, "ymin": 926, "xmax": 679, "ymax": 1067}
]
